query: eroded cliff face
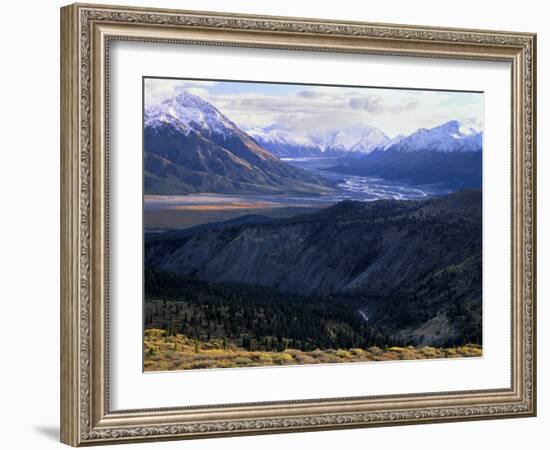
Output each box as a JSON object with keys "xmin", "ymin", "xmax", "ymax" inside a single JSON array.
[{"xmin": 145, "ymin": 190, "xmax": 482, "ymax": 346}]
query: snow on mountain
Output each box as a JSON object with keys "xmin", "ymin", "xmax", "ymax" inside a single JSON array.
[
  {"xmin": 248, "ymin": 128, "xmax": 318, "ymax": 148},
  {"xmin": 383, "ymin": 120, "xmax": 482, "ymax": 153},
  {"xmin": 312, "ymin": 124, "xmax": 389, "ymax": 154},
  {"xmin": 145, "ymin": 92, "xmax": 481, "ymax": 160},
  {"xmin": 382, "ymin": 134, "xmax": 406, "ymax": 150},
  {"xmin": 143, "ymin": 91, "xmax": 334, "ymax": 195},
  {"xmin": 248, "ymin": 123, "xmax": 390, "ymax": 157},
  {"xmin": 350, "ymin": 128, "xmax": 391, "ymax": 153},
  {"xmin": 145, "ymin": 91, "xmax": 238, "ymax": 139}
]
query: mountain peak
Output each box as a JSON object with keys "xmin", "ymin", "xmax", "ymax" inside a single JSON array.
[
  {"xmin": 440, "ymin": 119, "xmax": 462, "ymax": 128},
  {"xmin": 430, "ymin": 120, "xmax": 462, "ymax": 137},
  {"xmin": 382, "ymin": 120, "xmax": 482, "ymax": 153},
  {"xmin": 247, "ymin": 122, "xmax": 389, "ymax": 157},
  {"xmin": 311, "ymin": 123, "xmax": 389, "ymax": 154},
  {"xmin": 171, "ymin": 91, "xmax": 217, "ymax": 114},
  {"xmin": 145, "ymin": 90, "xmax": 237, "ymax": 138},
  {"xmin": 433, "ymin": 120, "xmax": 477, "ymax": 137}
]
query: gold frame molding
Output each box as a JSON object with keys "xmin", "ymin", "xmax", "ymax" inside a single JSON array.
[{"xmin": 60, "ymin": 3, "xmax": 537, "ymax": 446}]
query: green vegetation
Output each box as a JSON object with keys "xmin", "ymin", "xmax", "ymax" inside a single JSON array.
[
  {"xmin": 145, "ymin": 190, "xmax": 482, "ymax": 348},
  {"xmin": 144, "ymin": 191, "xmax": 483, "ymax": 369},
  {"xmin": 145, "ymin": 270, "xmax": 395, "ymax": 352}
]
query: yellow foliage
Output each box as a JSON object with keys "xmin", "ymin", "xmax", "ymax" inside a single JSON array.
[
  {"xmin": 335, "ymin": 350, "xmax": 353, "ymax": 359},
  {"xmin": 143, "ymin": 329, "xmax": 483, "ymax": 372},
  {"xmin": 272, "ymin": 353, "xmax": 294, "ymax": 362}
]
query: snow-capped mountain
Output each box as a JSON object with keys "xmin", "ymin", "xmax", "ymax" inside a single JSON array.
[
  {"xmin": 143, "ymin": 90, "xmax": 482, "ymax": 193},
  {"xmin": 329, "ymin": 120, "xmax": 483, "ymax": 189},
  {"xmin": 311, "ymin": 124, "xmax": 389, "ymax": 154},
  {"xmin": 247, "ymin": 123, "xmax": 389, "ymax": 158},
  {"xmin": 249, "ymin": 120, "xmax": 481, "ymax": 158},
  {"xmin": 381, "ymin": 134, "xmax": 406, "ymax": 150},
  {"xmin": 246, "ymin": 126, "xmax": 321, "ymax": 158},
  {"xmin": 145, "ymin": 91, "xmax": 240, "ymax": 141},
  {"xmin": 381, "ymin": 120, "xmax": 482, "ymax": 153},
  {"xmin": 143, "ymin": 92, "xmax": 333, "ymax": 195}
]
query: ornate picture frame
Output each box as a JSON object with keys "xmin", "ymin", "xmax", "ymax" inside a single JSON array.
[{"xmin": 60, "ymin": 3, "xmax": 536, "ymax": 446}]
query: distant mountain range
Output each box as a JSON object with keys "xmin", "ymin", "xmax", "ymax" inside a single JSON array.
[
  {"xmin": 145, "ymin": 190, "xmax": 482, "ymax": 346},
  {"xmin": 144, "ymin": 92, "xmax": 333, "ymax": 195},
  {"xmin": 144, "ymin": 90, "xmax": 483, "ymax": 193},
  {"xmin": 247, "ymin": 124, "xmax": 389, "ymax": 157},
  {"xmin": 245, "ymin": 126, "xmax": 321, "ymax": 158},
  {"xmin": 329, "ymin": 120, "xmax": 483, "ymax": 189},
  {"xmin": 247, "ymin": 119, "xmax": 481, "ymax": 158},
  {"xmin": 372, "ymin": 120, "xmax": 482, "ymax": 153},
  {"xmin": 249, "ymin": 119, "xmax": 483, "ymax": 189}
]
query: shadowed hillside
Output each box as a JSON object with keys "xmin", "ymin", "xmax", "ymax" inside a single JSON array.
[{"xmin": 145, "ymin": 190, "xmax": 482, "ymax": 347}]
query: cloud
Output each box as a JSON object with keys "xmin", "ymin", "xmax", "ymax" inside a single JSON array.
[
  {"xmin": 391, "ymin": 99, "xmax": 420, "ymax": 113},
  {"xmin": 185, "ymin": 87, "xmax": 210, "ymax": 98},
  {"xmin": 144, "ymin": 78, "xmax": 483, "ymax": 138},
  {"xmin": 461, "ymin": 116, "xmax": 483, "ymax": 131},
  {"xmin": 349, "ymin": 96, "xmax": 385, "ymax": 113},
  {"xmin": 269, "ymin": 112, "xmax": 370, "ymax": 135},
  {"xmin": 297, "ymin": 89, "xmax": 322, "ymax": 98},
  {"xmin": 349, "ymin": 96, "xmax": 420, "ymax": 115},
  {"xmin": 144, "ymin": 79, "xmax": 218, "ymax": 106}
]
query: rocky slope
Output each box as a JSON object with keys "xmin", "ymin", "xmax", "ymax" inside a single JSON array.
[{"xmin": 145, "ymin": 190, "xmax": 482, "ymax": 346}]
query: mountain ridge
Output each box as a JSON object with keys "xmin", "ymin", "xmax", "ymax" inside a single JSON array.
[
  {"xmin": 145, "ymin": 190, "xmax": 482, "ymax": 346},
  {"xmin": 373, "ymin": 120, "xmax": 482, "ymax": 154},
  {"xmin": 328, "ymin": 120, "xmax": 483, "ymax": 189},
  {"xmin": 144, "ymin": 92, "xmax": 334, "ymax": 195},
  {"xmin": 247, "ymin": 123, "xmax": 390, "ymax": 158},
  {"xmin": 245, "ymin": 120, "xmax": 481, "ymax": 159}
]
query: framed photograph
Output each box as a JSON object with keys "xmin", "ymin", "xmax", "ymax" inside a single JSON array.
[{"xmin": 60, "ymin": 3, "xmax": 537, "ymax": 446}]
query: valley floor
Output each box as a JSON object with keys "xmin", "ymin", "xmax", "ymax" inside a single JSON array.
[{"xmin": 143, "ymin": 328, "xmax": 482, "ymax": 372}]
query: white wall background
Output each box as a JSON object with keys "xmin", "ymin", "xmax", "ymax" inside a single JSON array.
[{"xmin": 0, "ymin": 0, "xmax": 546, "ymax": 449}]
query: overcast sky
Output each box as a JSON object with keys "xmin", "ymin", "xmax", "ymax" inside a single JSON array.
[{"xmin": 144, "ymin": 78, "xmax": 483, "ymax": 138}]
